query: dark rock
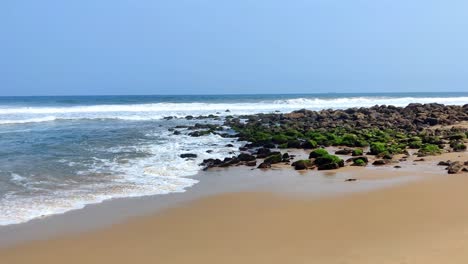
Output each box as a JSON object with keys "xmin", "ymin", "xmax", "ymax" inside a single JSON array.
[
  {"xmin": 255, "ymin": 148, "xmax": 272, "ymax": 158},
  {"xmin": 301, "ymin": 140, "xmax": 317, "ymax": 149},
  {"xmin": 345, "ymin": 178, "xmax": 357, "ymax": 182},
  {"xmin": 246, "ymin": 160, "xmax": 257, "ymax": 166},
  {"xmin": 263, "ymin": 143, "xmax": 276, "ymax": 149},
  {"xmin": 237, "ymin": 153, "xmax": 256, "ymax": 162},
  {"xmin": 438, "ymin": 160, "xmax": 451, "ymax": 166},
  {"xmin": 448, "ymin": 161, "xmax": 463, "ymax": 174},
  {"xmin": 373, "ymin": 159, "xmax": 390, "ymax": 166},
  {"xmin": 287, "ymin": 140, "xmax": 302, "ymax": 148},
  {"xmin": 257, "ymin": 162, "xmax": 271, "ymax": 169},
  {"xmin": 318, "ymin": 163, "xmax": 340, "ymax": 170},
  {"xmin": 291, "ymin": 160, "xmax": 314, "ymax": 170},
  {"xmin": 335, "ymin": 148, "xmax": 353, "ymax": 155},
  {"xmin": 225, "ymin": 144, "xmax": 234, "ymax": 147},
  {"xmin": 200, "ymin": 158, "xmax": 223, "ymax": 170},
  {"xmin": 346, "ymin": 156, "xmax": 369, "ymax": 163},
  {"xmin": 264, "ymin": 154, "xmax": 283, "ymax": 164},
  {"xmin": 188, "ymin": 130, "xmax": 210, "ymax": 137},
  {"xmin": 394, "ymin": 165, "xmax": 402, "ymax": 168},
  {"xmin": 180, "ymin": 153, "xmax": 197, "ymax": 159}
]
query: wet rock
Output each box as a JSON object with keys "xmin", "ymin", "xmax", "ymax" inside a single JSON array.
[
  {"xmin": 225, "ymin": 144, "xmax": 234, "ymax": 147},
  {"xmin": 255, "ymin": 148, "xmax": 272, "ymax": 158},
  {"xmin": 201, "ymin": 158, "xmax": 223, "ymax": 170},
  {"xmin": 448, "ymin": 161, "xmax": 463, "ymax": 174},
  {"xmin": 263, "ymin": 143, "xmax": 276, "ymax": 149},
  {"xmin": 291, "ymin": 160, "xmax": 314, "ymax": 170},
  {"xmin": 287, "ymin": 140, "xmax": 302, "ymax": 148},
  {"xmin": 246, "ymin": 160, "xmax": 257, "ymax": 166},
  {"xmin": 345, "ymin": 178, "xmax": 357, "ymax": 182},
  {"xmin": 180, "ymin": 153, "xmax": 197, "ymax": 159},
  {"xmin": 373, "ymin": 159, "xmax": 390, "ymax": 166},
  {"xmin": 317, "ymin": 163, "xmax": 340, "ymax": 170},
  {"xmin": 237, "ymin": 153, "xmax": 256, "ymax": 162},
  {"xmin": 346, "ymin": 156, "xmax": 369, "ymax": 163},
  {"xmin": 264, "ymin": 153, "xmax": 283, "ymax": 164},
  {"xmin": 438, "ymin": 160, "xmax": 451, "ymax": 166},
  {"xmin": 257, "ymin": 162, "xmax": 271, "ymax": 169},
  {"xmin": 188, "ymin": 130, "xmax": 211, "ymax": 137},
  {"xmin": 335, "ymin": 148, "xmax": 354, "ymax": 155}
]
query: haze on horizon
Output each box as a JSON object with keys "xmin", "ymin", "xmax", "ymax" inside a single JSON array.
[{"xmin": 1, "ymin": 0, "xmax": 467, "ymax": 96}]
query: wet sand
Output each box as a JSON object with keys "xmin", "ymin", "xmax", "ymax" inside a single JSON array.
[{"xmin": 0, "ymin": 151, "xmax": 467, "ymax": 263}]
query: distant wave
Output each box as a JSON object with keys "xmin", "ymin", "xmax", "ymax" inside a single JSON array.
[
  {"xmin": 0, "ymin": 96, "xmax": 466, "ymax": 125},
  {"xmin": 0, "ymin": 116, "xmax": 58, "ymax": 125}
]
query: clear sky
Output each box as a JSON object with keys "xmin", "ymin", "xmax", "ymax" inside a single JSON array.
[{"xmin": 1, "ymin": 0, "xmax": 467, "ymax": 96}]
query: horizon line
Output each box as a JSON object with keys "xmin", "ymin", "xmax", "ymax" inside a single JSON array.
[{"xmin": 1, "ymin": 91, "xmax": 468, "ymax": 97}]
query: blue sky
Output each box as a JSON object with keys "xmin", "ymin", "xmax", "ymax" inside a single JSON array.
[{"xmin": 1, "ymin": 0, "xmax": 467, "ymax": 95}]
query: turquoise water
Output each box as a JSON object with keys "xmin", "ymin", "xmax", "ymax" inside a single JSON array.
[{"xmin": 0, "ymin": 93, "xmax": 467, "ymax": 225}]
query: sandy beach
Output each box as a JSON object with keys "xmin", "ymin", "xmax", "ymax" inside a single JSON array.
[{"xmin": 0, "ymin": 151, "xmax": 467, "ymax": 264}]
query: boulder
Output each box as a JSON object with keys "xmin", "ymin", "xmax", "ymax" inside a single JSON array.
[
  {"xmin": 180, "ymin": 153, "xmax": 197, "ymax": 159},
  {"xmin": 318, "ymin": 163, "xmax": 340, "ymax": 170},
  {"xmin": 246, "ymin": 160, "xmax": 257, "ymax": 166},
  {"xmin": 437, "ymin": 160, "xmax": 451, "ymax": 166},
  {"xmin": 257, "ymin": 162, "xmax": 271, "ymax": 169},
  {"xmin": 448, "ymin": 161, "xmax": 463, "ymax": 174},
  {"xmin": 346, "ymin": 156, "xmax": 369, "ymax": 163},
  {"xmin": 255, "ymin": 148, "xmax": 272, "ymax": 158},
  {"xmin": 264, "ymin": 154, "xmax": 283, "ymax": 164},
  {"xmin": 237, "ymin": 153, "xmax": 256, "ymax": 162},
  {"xmin": 372, "ymin": 159, "xmax": 390, "ymax": 166},
  {"xmin": 335, "ymin": 148, "xmax": 354, "ymax": 155},
  {"xmin": 291, "ymin": 160, "xmax": 314, "ymax": 170}
]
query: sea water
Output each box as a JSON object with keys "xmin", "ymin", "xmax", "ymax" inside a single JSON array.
[{"xmin": 0, "ymin": 92, "xmax": 467, "ymax": 225}]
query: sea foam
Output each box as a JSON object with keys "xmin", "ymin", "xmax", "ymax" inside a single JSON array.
[{"xmin": 0, "ymin": 96, "xmax": 467, "ymax": 125}]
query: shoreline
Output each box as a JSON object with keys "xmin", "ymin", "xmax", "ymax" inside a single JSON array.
[
  {"xmin": 0, "ymin": 149, "xmax": 464, "ymax": 248},
  {"xmin": 1, "ymin": 153, "xmax": 468, "ymax": 263}
]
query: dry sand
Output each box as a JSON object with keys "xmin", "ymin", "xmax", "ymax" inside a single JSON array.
[{"xmin": 1, "ymin": 152, "xmax": 468, "ymax": 264}]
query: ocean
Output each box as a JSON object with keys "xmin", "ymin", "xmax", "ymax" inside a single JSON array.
[{"xmin": 0, "ymin": 92, "xmax": 467, "ymax": 225}]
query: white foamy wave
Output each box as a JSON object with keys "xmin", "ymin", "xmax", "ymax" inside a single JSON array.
[
  {"xmin": 0, "ymin": 131, "xmax": 242, "ymax": 226},
  {"xmin": 0, "ymin": 116, "xmax": 58, "ymax": 125},
  {"xmin": 0, "ymin": 96, "xmax": 467, "ymax": 125},
  {"xmin": 271, "ymin": 96, "xmax": 468, "ymax": 108}
]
